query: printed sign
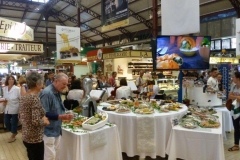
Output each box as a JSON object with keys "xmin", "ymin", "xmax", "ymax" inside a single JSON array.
[
  {"xmin": 0, "ymin": 41, "xmax": 43, "ymax": 53},
  {"xmin": 0, "ymin": 17, "xmax": 34, "ymax": 41},
  {"xmin": 56, "ymin": 26, "xmax": 81, "ymax": 62},
  {"xmin": 171, "ymin": 117, "xmax": 179, "ymax": 128}
]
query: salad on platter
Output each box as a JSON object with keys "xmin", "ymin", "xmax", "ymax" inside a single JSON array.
[
  {"xmin": 62, "ymin": 116, "xmax": 88, "ymax": 129},
  {"xmin": 82, "ymin": 112, "xmax": 108, "ymax": 130}
]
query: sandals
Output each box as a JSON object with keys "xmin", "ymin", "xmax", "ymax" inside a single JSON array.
[
  {"xmin": 228, "ymin": 145, "xmax": 239, "ymax": 151},
  {"xmin": 8, "ymin": 137, "xmax": 16, "ymax": 143}
]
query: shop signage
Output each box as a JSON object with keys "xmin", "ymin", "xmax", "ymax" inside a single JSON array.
[
  {"xmin": 0, "ymin": 17, "xmax": 34, "ymax": 41},
  {"xmin": 103, "ymin": 51, "xmax": 131, "ymax": 59},
  {"xmin": 210, "ymin": 57, "xmax": 239, "ymax": 64},
  {"xmin": 87, "ymin": 49, "xmax": 103, "ymax": 62},
  {"xmin": 131, "ymin": 51, "xmax": 152, "ymax": 57},
  {"xmin": 0, "ymin": 41, "xmax": 43, "ymax": 53},
  {"xmin": 87, "ymin": 48, "xmax": 114, "ymax": 61}
]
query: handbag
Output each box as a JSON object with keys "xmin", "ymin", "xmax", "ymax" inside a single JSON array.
[{"xmin": 226, "ymin": 99, "xmax": 233, "ymax": 111}]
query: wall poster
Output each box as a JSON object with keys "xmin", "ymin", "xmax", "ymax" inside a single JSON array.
[{"xmin": 56, "ymin": 26, "xmax": 81, "ymax": 63}]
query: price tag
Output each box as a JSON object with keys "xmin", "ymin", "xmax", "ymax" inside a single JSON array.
[{"xmin": 171, "ymin": 117, "xmax": 179, "ymax": 128}]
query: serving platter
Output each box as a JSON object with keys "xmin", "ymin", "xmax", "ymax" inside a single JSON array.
[{"xmin": 82, "ymin": 112, "xmax": 108, "ymax": 130}]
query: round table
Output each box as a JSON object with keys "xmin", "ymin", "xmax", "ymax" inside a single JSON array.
[{"xmin": 98, "ymin": 105, "xmax": 188, "ymax": 158}]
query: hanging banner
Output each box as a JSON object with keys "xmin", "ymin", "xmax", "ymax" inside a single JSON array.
[
  {"xmin": 161, "ymin": 0, "xmax": 199, "ymax": 35},
  {"xmin": 101, "ymin": 0, "xmax": 129, "ymax": 32},
  {"xmin": 0, "ymin": 17, "xmax": 34, "ymax": 41},
  {"xmin": 56, "ymin": 26, "xmax": 81, "ymax": 63},
  {"xmin": 236, "ymin": 18, "xmax": 240, "ymax": 57}
]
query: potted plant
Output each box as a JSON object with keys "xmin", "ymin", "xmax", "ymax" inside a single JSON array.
[{"xmin": 182, "ymin": 88, "xmax": 190, "ymax": 106}]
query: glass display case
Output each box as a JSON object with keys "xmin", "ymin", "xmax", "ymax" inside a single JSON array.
[{"xmin": 156, "ymin": 78, "xmax": 179, "ymax": 100}]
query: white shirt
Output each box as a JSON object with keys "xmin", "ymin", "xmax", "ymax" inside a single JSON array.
[
  {"xmin": 116, "ymin": 86, "xmax": 132, "ymax": 99},
  {"xmin": 136, "ymin": 77, "xmax": 145, "ymax": 93},
  {"xmin": 3, "ymin": 85, "xmax": 20, "ymax": 114},
  {"xmin": 67, "ymin": 89, "xmax": 84, "ymax": 103},
  {"xmin": 207, "ymin": 77, "xmax": 219, "ymax": 91}
]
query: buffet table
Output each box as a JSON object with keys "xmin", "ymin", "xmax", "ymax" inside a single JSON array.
[
  {"xmin": 166, "ymin": 111, "xmax": 225, "ymax": 160},
  {"xmin": 98, "ymin": 105, "xmax": 188, "ymax": 158},
  {"xmin": 59, "ymin": 125, "xmax": 122, "ymax": 160},
  {"xmin": 215, "ymin": 107, "xmax": 233, "ymax": 139}
]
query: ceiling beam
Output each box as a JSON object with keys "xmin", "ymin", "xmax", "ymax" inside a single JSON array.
[
  {"xmin": 49, "ymin": 10, "xmax": 66, "ymax": 26},
  {"xmin": 229, "ymin": 0, "xmax": 240, "ymax": 18},
  {"xmin": 34, "ymin": 0, "xmax": 59, "ymax": 31},
  {"xmin": 2, "ymin": 0, "xmax": 45, "ymax": 11},
  {"xmin": 57, "ymin": 4, "xmax": 70, "ymax": 13},
  {"xmin": 34, "ymin": 31, "xmax": 56, "ymax": 34},
  {"xmin": 51, "ymin": 8, "xmax": 110, "ymax": 40},
  {"xmin": 81, "ymin": 35, "xmax": 95, "ymax": 44},
  {"xmin": 21, "ymin": 4, "xmax": 28, "ymax": 23},
  {"xmin": 0, "ymin": 14, "xmax": 58, "ymax": 23}
]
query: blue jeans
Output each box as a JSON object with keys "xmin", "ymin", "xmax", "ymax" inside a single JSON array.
[{"xmin": 4, "ymin": 114, "xmax": 18, "ymax": 134}]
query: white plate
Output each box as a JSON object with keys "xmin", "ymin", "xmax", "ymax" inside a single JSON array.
[{"xmin": 82, "ymin": 113, "xmax": 108, "ymax": 131}]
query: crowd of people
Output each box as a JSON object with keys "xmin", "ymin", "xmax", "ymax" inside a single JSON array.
[{"xmin": 0, "ymin": 67, "xmax": 239, "ymax": 159}]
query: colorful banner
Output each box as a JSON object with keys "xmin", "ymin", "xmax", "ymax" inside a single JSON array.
[
  {"xmin": 0, "ymin": 17, "xmax": 34, "ymax": 41},
  {"xmin": 0, "ymin": 41, "xmax": 43, "ymax": 53},
  {"xmin": 217, "ymin": 63, "xmax": 231, "ymax": 99},
  {"xmin": 56, "ymin": 26, "xmax": 81, "ymax": 62},
  {"xmin": 101, "ymin": 0, "xmax": 129, "ymax": 31}
]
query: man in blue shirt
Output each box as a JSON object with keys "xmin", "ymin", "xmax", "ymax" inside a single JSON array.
[
  {"xmin": 40, "ymin": 73, "xmax": 73, "ymax": 160},
  {"xmin": 45, "ymin": 72, "xmax": 54, "ymax": 87}
]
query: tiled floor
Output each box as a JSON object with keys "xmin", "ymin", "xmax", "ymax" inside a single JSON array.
[{"xmin": 0, "ymin": 129, "xmax": 239, "ymax": 160}]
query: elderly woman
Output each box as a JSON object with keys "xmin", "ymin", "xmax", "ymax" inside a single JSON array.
[
  {"xmin": 19, "ymin": 72, "xmax": 49, "ymax": 160},
  {"xmin": 2, "ymin": 75, "xmax": 20, "ymax": 143}
]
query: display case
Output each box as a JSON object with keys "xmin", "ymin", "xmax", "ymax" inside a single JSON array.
[
  {"xmin": 157, "ymin": 78, "xmax": 179, "ymax": 91},
  {"xmin": 156, "ymin": 78, "xmax": 179, "ymax": 100}
]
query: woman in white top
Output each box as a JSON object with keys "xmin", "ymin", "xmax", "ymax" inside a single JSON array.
[
  {"xmin": 67, "ymin": 79, "xmax": 84, "ymax": 105},
  {"xmin": 116, "ymin": 78, "xmax": 131, "ymax": 99},
  {"xmin": 3, "ymin": 75, "xmax": 20, "ymax": 143}
]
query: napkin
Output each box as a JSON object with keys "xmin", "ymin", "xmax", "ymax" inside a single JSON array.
[
  {"xmin": 89, "ymin": 129, "xmax": 107, "ymax": 150},
  {"xmin": 137, "ymin": 115, "xmax": 155, "ymax": 153}
]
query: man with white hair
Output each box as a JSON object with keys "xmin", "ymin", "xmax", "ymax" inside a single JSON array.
[{"xmin": 40, "ymin": 73, "xmax": 74, "ymax": 160}]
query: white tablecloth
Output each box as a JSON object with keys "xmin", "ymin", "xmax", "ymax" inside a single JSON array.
[
  {"xmin": 166, "ymin": 111, "xmax": 225, "ymax": 160},
  {"xmin": 215, "ymin": 107, "xmax": 233, "ymax": 139},
  {"xmin": 98, "ymin": 105, "xmax": 188, "ymax": 158},
  {"xmin": 60, "ymin": 125, "xmax": 122, "ymax": 160}
]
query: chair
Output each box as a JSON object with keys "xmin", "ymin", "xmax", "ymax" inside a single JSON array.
[{"xmin": 63, "ymin": 99, "xmax": 79, "ymax": 110}]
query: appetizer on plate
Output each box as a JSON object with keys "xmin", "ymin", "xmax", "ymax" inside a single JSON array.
[
  {"xmin": 115, "ymin": 108, "xmax": 131, "ymax": 114},
  {"xmin": 134, "ymin": 108, "xmax": 154, "ymax": 114}
]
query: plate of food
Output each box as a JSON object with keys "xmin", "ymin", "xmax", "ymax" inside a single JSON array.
[
  {"xmin": 104, "ymin": 100, "xmax": 121, "ymax": 105},
  {"xmin": 115, "ymin": 108, "xmax": 131, "ymax": 114},
  {"xmin": 181, "ymin": 122, "xmax": 198, "ymax": 129},
  {"xmin": 134, "ymin": 108, "xmax": 155, "ymax": 114},
  {"xmin": 200, "ymin": 120, "xmax": 220, "ymax": 128},
  {"xmin": 82, "ymin": 112, "xmax": 108, "ymax": 130},
  {"xmin": 102, "ymin": 105, "xmax": 118, "ymax": 111}
]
